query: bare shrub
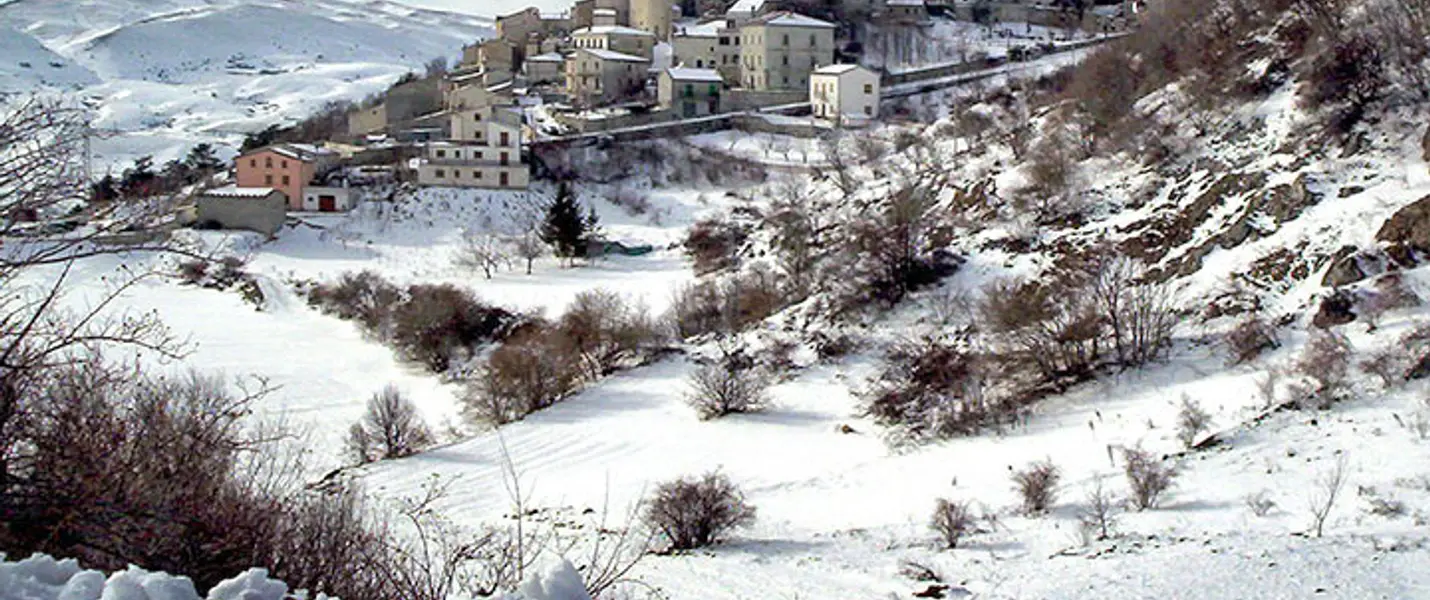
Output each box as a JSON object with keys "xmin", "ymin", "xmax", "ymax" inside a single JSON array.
[
  {"xmin": 1361, "ymin": 346, "xmax": 1410, "ymax": 388},
  {"xmin": 177, "ymin": 259, "xmax": 208, "ymax": 284},
  {"xmin": 465, "ymin": 326, "xmax": 582, "ymax": 425},
  {"xmin": 346, "ymin": 385, "xmax": 435, "ymax": 464},
  {"xmin": 1301, "ymin": 32, "xmax": 1386, "ymax": 132},
  {"xmin": 1087, "ymin": 256, "xmax": 1177, "ymax": 368},
  {"xmin": 1174, "ymin": 395, "xmax": 1213, "ymax": 449},
  {"xmin": 392, "ymin": 284, "xmax": 514, "ymax": 372},
  {"xmin": 1245, "ymin": 490, "xmax": 1277, "ymax": 517},
  {"xmin": 683, "ymin": 217, "xmax": 746, "ymax": 275},
  {"xmin": 307, "ymin": 271, "xmax": 403, "ymax": 335},
  {"xmin": 1078, "ymin": 476, "xmax": 1118, "ymax": 542},
  {"xmin": 863, "ymin": 335, "xmax": 1017, "ymax": 442},
  {"xmin": 1307, "ymin": 455, "xmax": 1349, "ymax": 537},
  {"xmin": 929, "ymin": 498, "xmax": 977, "ymax": 549},
  {"xmin": 668, "ymin": 266, "xmax": 786, "ymax": 339},
  {"xmin": 556, "ymin": 289, "xmax": 664, "ymax": 380},
  {"xmin": 1012, "ymin": 459, "xmax": 1061, "ymax": 515},
  {"xmin": 644, "ymin": 471, "xmax": 756, "ymax": 551},
  {"xmin": 686, "ymin": 345, "xmax": 770, "ymax": 420},
  {"xmin": 982, "ymin": 277, "xmax": 1101, "ymax": 385},
  {"xmin": 1225, "ymin": 314, "xmax": 1280, "ymax": 366},
  {"xmin": 1124, "ymin": 446, "xmax": 1176, "ymax": 510},
  {"xmin": 1291, "ymin": 330, "xmax": 1353, "ymax": 409},
  {"xmin": 848, "ymin": 178, "xmax": 958, "ymax": 306}
]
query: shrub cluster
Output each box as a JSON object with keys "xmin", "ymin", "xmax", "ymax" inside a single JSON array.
[
  {"xmin": 683, "ymin": 217, "xmax": 748, "ymax": 276},
  {"xmin": 307, "ymin": 272, "xmax": 517, "ymax": 373},
  {"xmin": 1124, "ymin": 446, "xmax": 1177, "ymax": 510},
  {"xmin": 465, "ymin": 290, "xmax": 664, "ymax": 425},
  {"xmin": 1012, "ymin": 459, "xmax": 1061, "ymax": 515},
  {"xmin": 346, "ymin": 386, "xmax": 435, "ymax": 464},
  {"xmin": 668, "ymin": 266, "xmax": 786, "ymax": 339},
  {"xmin": 686, "ymin": 345, "xmax": 770, "ymax": 420},
  {"xmin": 863, "ymin": 335, "xmax": 1019, "ymax": 442}
]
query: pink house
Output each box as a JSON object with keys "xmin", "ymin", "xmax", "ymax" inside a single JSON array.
[{"xmin": 235, "ymin": 144, "xmax": 335, "ymax": 211}]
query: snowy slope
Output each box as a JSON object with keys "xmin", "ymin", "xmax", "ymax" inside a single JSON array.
[
  {"xmin": 0, "ymin": 0, "xmax": 493, "ymax": 168},
  {"xmin": 0, "ymin": 25, "xmax": 98, "ymax": 90}
]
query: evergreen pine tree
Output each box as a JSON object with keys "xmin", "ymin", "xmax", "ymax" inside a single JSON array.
[
  {"xmin": 541, "ymin": 182, "xmax": 587, "ymax": 262},
  {"xmin": 183, "ymin": 143, "xmax": 223, "ymax": 180}
]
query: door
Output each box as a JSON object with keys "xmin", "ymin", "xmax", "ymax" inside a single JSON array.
[
  {"xmin": 499, "ymin": 172, "xmax": 509, "ymax": 187},
  {"xmin": 319, "ymin": 195, "xmax": 336, "ymax": 212}
]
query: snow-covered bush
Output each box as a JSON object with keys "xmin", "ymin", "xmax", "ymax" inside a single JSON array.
[
  {"xmin": 645, "ymin": 471, "xmax": 756, "ymax": 551},
  {"xmin": 1124, "ymin": 446, "xmax": 1177, "ymax": 510},
  {"xmin": 306, "ymin": 270, "xmax": 402, "ymax": 334},
  {"xmin": 346, "ymin": 385, "xmax": 435, "ymax": 464},
  {"xmin": 686, "ymin": 346, "xmax": 770, "ymax": 420},
  {"xmin": 1011, "ymin": 459, "xmax": 1061, "ymax": 515},
  {"xmin": 1224, "ymin": 314, "xmax": 1280, "ymax": 366},
  {"xmin": 668, "ymin": 266, "xmax": 785, "ymax": 339},
  {"xmin": 929, "ymin": 498, "xmax": 977, "ymax": 549},
  {"xmin": 862, "ymin": 335, "xmax": 1012, "ymax": 443},
  {"xmin": 1291, "ymin": 330, "xmax": 1354, "ymax": 409},
  {"xmin": 1174, "ymin": 395, "xmax": 1213, "ymax": 449},
  {"xmin": 0, "ymin": 554, "xmax": 294, "ymax": 600},
  {"xmin": 466, "ymin": 326, "xmax": 583, "ymax": 425}
]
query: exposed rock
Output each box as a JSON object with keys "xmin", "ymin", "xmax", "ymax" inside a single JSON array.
[
  {"xmin": 1423, "ymin": 125, "xmax": 1430, "ymax": 162},
  {"xmin": 1120, "ymin": 172, "xmax": 1268, "ymax": 263},
  {"xmin": 1312, "ymin": 290, "xmax": 1357, "ymax": 329},
  {"xmin": 1320, "ymin": 245, "xmax": 1385, "ymax": 288},
  {"xmin": 1376, "ymin": 195, "xmax": 1430, "ymax": 266}
]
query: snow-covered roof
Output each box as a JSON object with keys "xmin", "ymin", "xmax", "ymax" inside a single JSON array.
[
  {"xmin": 665, "ymin": 67, "xmax": 723, "ymax": 82},
  {"xmin": 593, "ymin": 7, "xmax": 617, "ymax": 15},
  {"xmin": 581, "ymin": 48, "xmax": 650, "ymax": 63},
  {"xmin": 886, "ymin": 0, "xmax": 926, "ymax": 6},
  {"xmin": 747, "ymin": 11, "xmax": 836, "ymax": 29},
  {"xmin": 240, "ymin": 143, "xmax": 330, "ymax": 162},
  {"xmin": 812, "ymin": 63, "xmax": 869, "ymax": 76},
  {"xmin": 202, "ymin": 186, "xmax": 278, "ymax": 199},
  {"xmin": 572, "ymin": 25, "xmax": 656, "ymax": 37},
  {"xmin": 727, "ymin": 0, "xmax": 765, "ymax": 14},
  {"xmin": 527, "ymin": 52, "xmax": 566, "ymax": 63}
]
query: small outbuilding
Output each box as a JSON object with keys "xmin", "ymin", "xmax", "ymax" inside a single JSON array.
[
  {"xmin": 195, "ymin": 186, "xmax": 288, "ymax": 237},
  {"xmin": 658, "ymin": 67, "xmax": 724, "ymax": 117}
]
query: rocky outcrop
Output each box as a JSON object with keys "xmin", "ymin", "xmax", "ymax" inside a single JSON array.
[
  {"xmin": 1376, "ymin": 194, "xmax": 1430, "ymax": 267},
  {"xmin": 1422, "ymin": 126, "xmax": 1430, "ymax": 162},
  {"xmin": 1312, "ymin": 290, "xmax": 1357, "ymax": 329}
]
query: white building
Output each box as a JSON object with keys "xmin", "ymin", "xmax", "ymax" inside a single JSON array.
[
  {"xmin": 417, "ymin": 106, "xmax": 529, "ymax": 190},
  {"xmin": 739, "ymin": 11, "xmax": 838, "ymax": 91},
  {"xmin": 810, "ymin": 63, "xmax": 880, "ymax": 124},
  {"xmin": 658, "ymin": 67, "xmax": 724, "ymax": 116}
]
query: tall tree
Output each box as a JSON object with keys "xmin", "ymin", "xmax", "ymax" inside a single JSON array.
[
  {"xmin": 540, "ymin": 182, "xmax": 598, "ymax": 264},
  {"xmin": 183, "ymin": 143, "xmax": 223, "ymax": 180}
]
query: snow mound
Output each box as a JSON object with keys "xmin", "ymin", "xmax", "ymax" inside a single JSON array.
[
  {"xmin": 512, "ymin": 560, "xmax": 590, "ymax": 600},
  {"xmin": 0, "ymin": 555, "xmax": 296, "ymax": 600}
]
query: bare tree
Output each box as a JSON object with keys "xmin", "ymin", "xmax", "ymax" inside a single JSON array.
[
  {"xmin": 455, "ymin": 228, "xmax": 512, "ymax": 280},
  {"xmin": 644, "ymin": 471, "xmax": 756, "ymax": 551},
  {"xmin": 1307, "ymin": 454, "xmax": 1349, "ymax": 538},
  {"xmin": 686, "ymin": 341, "xmax": 770, "ymax": 420},
  {"xmin": 513, "ymin": 230, "xmax": 545, "ymax": 275},
  {"xmin": 346, "ymin": 385, "xmax": 436, "ymax": 464},
  {"xmin": 1124, "ymin": 446, "xmax": 1176, "ymax": 510}
]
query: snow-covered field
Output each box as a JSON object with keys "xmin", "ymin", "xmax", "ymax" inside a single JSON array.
[{"xmin": 0, "ymin": 0, "xmax": 493, "ymax": 168}]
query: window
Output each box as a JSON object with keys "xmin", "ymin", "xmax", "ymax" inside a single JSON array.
[
  {"xmin": 684, "ymin": 83, "xmax": 694, "ymax": 97},
  {"xmin": 435, "ymin": 169, "xmax": 445, "ymax": 178},
  {"xmin": 475, "ymin": 170, "xmax": 483, "ymax": 179},
  {"xmin": 719, "ymin": 36, "xmax": 729, "ymax": 46},
  {"xmin": 436, "ymin": 149, "xmax": 446, "ymax": 158},
  {"xmin": 782, "ymin": 55, "xmax": 788, "ymax": 66},
  {"xmin": 500, "ymin": 172, "xmax": 509, "ymax": 186},
  {"xmin": 782, "ymin": 34, "xmax": 789, "ymax": 46},
  {"xmin": 281, "ymin": 175, "xmax": 290, "ymax": 185},
  {"xmin": 864, "ymin": 105, "xmax": 872, "ymax": 116},
  {"xmin": 476, "ymin": 151, "xmax": 484, "ymax": 159},
  {"xmin": 249, "ymin": 159, "xmax": 256, "ymax": 168},
  {"xmin": 864, "ymin": 83, "xmax": 873, "ymax": 94},
  {"xmin": 500, "ymin": 152, "xmax": 509, "ymax": 166},
  {"xmin": 264, "ymin": 175, "xmax": 273, "ymax": 185},
  {"xmin": 500, "ymin": 131, "xmax": 510, "ymax": 146},
  {"xmin": 454, "ymin": 170, "xmax": 461, "ymax": 178},
  {"xmin": 281, "ymin": 160, "xmax": 287, "ymax": 168},
  {"xmin": 264, "ymin": 157, "xmax": 272, "ymax": 168},
  {"xmin": 474, "ymin": 112, "xmax": 483, "ymax": 121},
  {"xmin": 809, "ymin": 34, "xmax": 816, "ymax": 47},
  {"xmin": 782, "ymin": 75, "xmax": 788, "ymax": 85}
]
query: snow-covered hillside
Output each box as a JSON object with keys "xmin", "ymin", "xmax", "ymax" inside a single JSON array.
[{"xmin": 0, "ymin": 0, "xmax": 493, "ymax": 168}]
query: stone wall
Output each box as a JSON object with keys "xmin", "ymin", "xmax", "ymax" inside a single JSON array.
[{"xmin": 196, "ymin": 193, "xmax": 288, "ymax": 237}]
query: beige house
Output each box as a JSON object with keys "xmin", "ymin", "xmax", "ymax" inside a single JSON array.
[
  {"xmin": 631, "ymin": 0, "xmax": 674, "ymax": 40},
  {"xmin": 658, "ymin": 67, "xmax": 724, "ymax": 117},
  {"xmin": 418, "ymin": 106, "xmax": 529, "ymax": 190},
  {"xmin": 571, "ymin": 25, "xmax": 657, "ymax": 59},
  {"xmin": 672, "ymin": 24, "xmax": 719, "ymax": 69},
  {"xmin": 810, "ymin": 63, "xmax": 880, "ymax": 123},
  {"xmin": 525, "ymin": 52, "xmax": 566, "ymax": 85},
  {"xmin": 496, "ymin": 7, "xmax": 544, "ymax": 42},
  {"xmin": 346, "ymin": 76, "xmax": 443, "ymax": 137},
  {"xmin": 715, "ymin": 21, "xmax": 743, "ymax": 83},
  {"xmin": 566, "ymin": 47, "xmax": 651, "ymax": 107},
  {"xmin": 883, "ymin": 0, "xmax": 929, "ymax": 23},
  {"xmin": 739, "ymin": 12, "xmax": 837, "ymax": 91}
]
